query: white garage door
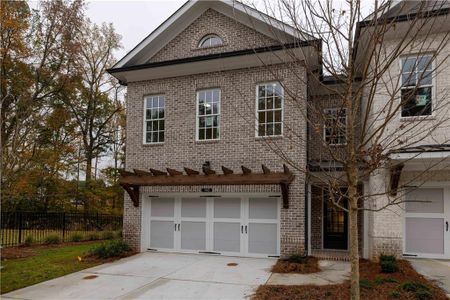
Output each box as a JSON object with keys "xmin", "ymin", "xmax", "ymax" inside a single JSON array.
[
  {"xmin": 404, "ymin": 187, "xmax": 450, "ymax": 259},
  {"xmin": 143, "ymin": 194, "xmax": 280, "ymax": 257}
]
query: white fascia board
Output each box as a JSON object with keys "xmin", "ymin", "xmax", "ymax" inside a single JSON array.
[{"xmin": 390, "ymin": 151, "xmax": 450, "ymax": 160}]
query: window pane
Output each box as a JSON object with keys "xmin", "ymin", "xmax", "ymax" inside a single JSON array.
[
  {"xmin": 159, "ymin": 131, "xmax": 164, "ymax": 142},
  {"xmin": 206, "ymin": 128, "xmax": 212, "ymax": 139},
  {"xmin": 402, "ymin": 57, "xmax": 415, "ymax": 73},
  {"xmin": 212, "ymin": 127, "xmax": 219, "ymax": 139},
  {"xmin": 417, "ymin": 56, "xmax": 432, "ymax": 71},
  {"xmin": 213, "ymin": 116, "xmax": 218, "ymax": 127},
  {"xmin": 258, "ymin": 112, "xmax": 265, "ymax": 123},
  {"xmin": 258, "ymin": 85, "xmax": 265, "ymax": 98},
  {"xmin": 199, "ymin": 128, "xmax": 205, "ymax": 140},
  {"xmin": 401, "ymin": 88, "xmax": 432, "ymax": 117},
  {"xmin": 212, "ymin": 102, "xmax": 219, "ymax": 114},
  {"xmin": 274, "ymin": 110, "xmax": 282, "ymax": 122},
  {"xmin": 402, "ymin": 73, "xmax": 416, "ymax": 87},
  {"xmin": 158, "ymin": 108, "xmax": 164, "ymax": 119},
  {"xmin": 420, "ymin": 70, "xmax": 432, "ymax": 85},
  {"xmin": 146, "ymin": 99, "xmax": 152, "ymax": 109},
  {"xmin": 152, "ymin": 132, "xmax": 158, "ymax": 143},
  {"xmin": 274, "ymin": 97, "xmax": 282, "ymax": 108},
  {"xmin": 274, "ymin": 123, "xmax": 282, "ymax": 135},
  {"xmin": 274, "ymin": 84, "xmax": 282, "ymax": 97},
  {"xmin": 146, "ymin": 133, "xmax": 152, "ymax": 143},
  {"xmin": 146, "ymin": 121, "xmax": 152, "ymax": 132},
  {"xmin": 151, "ymin": 109, "xmax": 158, "ymax": 119},
  {"xmin": 159, "ymin": 97, "xmax": 165, "ymax": 108},
  {"xmin": 159, "ymin": 120, "xmax": 165, "ymax": 131},
  {"xmin": 267, "ymin": 123, "xmax": 274, "ymax": 136},
  {"xmin": 146, "ymin": 110, "xmax": 151, "ymax": 120},
  {"xmin": 267, "ymin": 85, "xmax": 274, "ymax": 98},
  {"xmin": 258, "ymin": 98, "xmax": 265, "ymax": 110},
  {"xmin": 267, "ymin": 111, "xmax": 274, "ymax": 123},
  {"xmin": 213, "ymin": 90, "xmax": 220, "ymax": 102},
  {"xmin": 205, "ymin": 103, "xmax": 212, "ymax": 115},
  {"xmin": 267, "ymin": 97, "xmax": 274, "ymax": 109},
  {"xmin": 258, "ymin": 124, "xmax": 265, "ymax": 136}
]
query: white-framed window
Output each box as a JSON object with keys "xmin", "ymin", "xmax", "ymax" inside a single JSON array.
[
  {"xmin": 197, "ymin": 89, "xmax": 220, "ymax": 140},
  {"xmin": 144, "ymin": 95, "xmax": 165, "ymax": 144},
  {"xmin": 198, "ymin": 34, "xmax": 223, "ymax": 48},
  {"xmin": 256, "ymin": 82, "xmax": 283, "ymax": 137},
  {"xmin": 323, "ymin": 108, "xmax": 347, "ymax": 145},
  {"xmin": 400, "ymin": 55, "xmax": 433, "ymax": 117}
]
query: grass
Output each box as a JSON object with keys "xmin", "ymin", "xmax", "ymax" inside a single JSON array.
[
  {"xmin": 253, "ymin": 259, "xmax": 448, "ymax": 300},
  {"xmin": 0, "ymin": 230, "xmax": 121, "ymax": 247},
  {"xmin": 0, "ymin": 241, "xmax": 106, "ymax": 294}
]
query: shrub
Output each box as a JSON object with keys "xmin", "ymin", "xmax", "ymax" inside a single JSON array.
[
  {"xmin": 69, "ymin": 233, "xmax": 83, "ymax": 242},
  {"xmin": 374, "ymin": 275, "xmax": 398, "ymax": 285},
  {"xmin": 380, "ymin": 254, "xmax": 397, "ymax": 262},
  {"xmin": 115, "ymin": 230, "xmax": 123, "ymax": 238},
  {"xmin": 101, "ymin": 231, "xmax": 115, "ymax": 240},
  {"xmin": 400, "ymin": 281, "xmax": 430, "ymax": 293},
  {"xmin": 414, "ymin": 289, "xmax": 433, "ymax": 300},
  {"xmin": 23, "ymin": 235, "xmax": 34, "ymax": 246},
  {"xmin": 389, "ymin": 290, "xmax": 401, "ymax": 299},
  {"xmin": 359, "ymin": 279, "xmax": 373, "ymax": 290},
  {"xmin": 44, "ymin": 234, "xmax": 61, "ymax": 244},
  {"xmin": 90, "ymin": 240, "xmax": 130, "ymax": 259},
  {"xmin": 87, "ymin": 232, "xmax": 100, "ymax": 241},
  {"xmin": 286, "ymin": 254, "xmax": 306, "ymax": 264}
]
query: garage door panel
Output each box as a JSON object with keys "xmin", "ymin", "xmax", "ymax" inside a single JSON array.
[
  {"xmin": 405, "ymin": 218, "xmax": 444, "ymax": 254},
  {"xmin": 213, "ymin": 222, "xmax": 240, "ymax": 252},
  {"xmin": 181, "ymin": 198, "xmax": 206, "ymax": 218},
  {"xmin": 150, "ymin": 220, "xmax": 174, "ymax": 249},
  {"xmin": 248, "ymin": 223, "xmax": 277, "ymax": 255},
  {"xmin": 151, "ymin": 198, "xmax": 175, "ymax": 217},
  {"xmin": 249, "ymin": 198, "xmax": 278, "ymax": 219},
  {"xmin": 181, "ymin": 221, "xmax": 206, "ymax": 250},
  {"xmin": 214, "ymin": 198, "xmax": 241, "ymax": 219},
  {"xmin": 406, "ymin": 188, "xmax": 444, "ymax": 213}
]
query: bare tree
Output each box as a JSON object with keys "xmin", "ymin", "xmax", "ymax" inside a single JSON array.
[{"xmin": 235, "ymin": 0, "xmax": 450, "ymax": 298}]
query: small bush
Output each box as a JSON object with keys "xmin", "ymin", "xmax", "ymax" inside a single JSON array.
[
  {"xmin": 374, "ymin": 275, "xmax": 398, "ymax": 285},
  {"xmin": 389, "ymin": 290, "xmax": 401, "ymax": 299},
  {"xmin": 115, "ymin": 230, "xmax": 123, "ymax": 238},
  {"xmin": 90, "ymin": 240, "xmax": 130, "ymax": 259},
  {"xmin": 69, "ymin": 233, "xmax": 83, "ymax": 242},
  {"xmin": 359, "ymin": 279, "xmax": 373, "ymax": 290},
  {"xmin": 23, "ymin": 235, "xmax": 34, "ymax": 246},
  {"xmin": 414, "ymin": 289, "xmax": 433, "ymax": 300},
  {"xmin": 400, "ymin": 281, "xmax": 430, "ymax": 293},
  {"xmin": 380, "ymin": 260, "xmax": 399, "ymax": 273},
  {"xmin": 380, "ymin": 254, "xmax": 397, "ymax": 262},
  {"xmin": 44, "ymin": 234, "xmax": 61, "ymax": 244},
  {"xmin": 101, "ymin": 231, "xmax": 115, "ymax": 240},
  {"xmin": 286, "ymin": 254, "xmax": 307, "ymax": 264},
  {"xmin": 87, "ymin": 232, "xmax": 100, "ymax": 241}
]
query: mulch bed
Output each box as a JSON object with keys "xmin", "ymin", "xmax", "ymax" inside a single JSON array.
[
  {"xmin": 271, "ymin": 256, "xmax": 320, "ymax": 274},
  {"xmin": 254, "ymin": 259, "xmax": 448, "ymax": 300},
  {"xmin": 81, "ymin": 251, "xmax": 137, "ymax": 264},
  {"xmin": 1, "ymin": 240, "xmax": 108, "ymax": 261}
]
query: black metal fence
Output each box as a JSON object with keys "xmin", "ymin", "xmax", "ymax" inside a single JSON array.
[{"xmin": 0, "ymin": 211, "xmax": 123, "ymax": 247}]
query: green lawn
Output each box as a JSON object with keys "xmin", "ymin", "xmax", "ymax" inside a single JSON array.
[{"xmin": 1, "ymin": 242, "xmax": 105, "ymax": 294}]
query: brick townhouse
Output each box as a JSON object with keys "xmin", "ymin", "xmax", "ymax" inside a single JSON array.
[{"xmin": 108, "ymin": 0, "xmax": 450, "ymax": 260}]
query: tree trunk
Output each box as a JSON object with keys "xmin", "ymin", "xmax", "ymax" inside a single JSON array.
[
  {"xmin": 349, "ymin": 184, "xmax": 360, "ymax": 300},
  {"xmin": 84, "ymin": 151, "xmax": 92, "ymax": 212}
]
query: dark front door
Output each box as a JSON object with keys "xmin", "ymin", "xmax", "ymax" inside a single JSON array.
[{"xmin": 323, "ymin": 189, "xmax": 348, "ymax": 250}]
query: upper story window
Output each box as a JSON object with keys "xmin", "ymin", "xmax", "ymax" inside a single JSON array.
[
  {"xmin": 198, "ymin": 34, "xmax": 223, "ymax": 48},
  {"xmin": 144, "ymin": 95, "xmax": 165, "ymax": 144},
  {"xmin": 401, "ymin": 55, "xmax": 433, "ymax": 117},
  {"xmin": 256, "ymin": 82, "xmax": 283, "ymax": 137},
  {"xmin": 197, "ymin": 89, "xmax": 220, "ymax": 140},
  {"xmin": 324, "ymin": 108, "xmax": 347, "ymax": 145}
]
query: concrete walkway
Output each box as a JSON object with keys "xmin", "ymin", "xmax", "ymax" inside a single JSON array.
[
  {"xmin": 267, "ymin": 260, "xmax": 350, "ymax": 285},
  {"xmin": 3, "ymin": 252, "xmax": 274, "ymax": 300},
  {"xmin": 408, "ymin": 259, "xmax": 450, "ymax": 297}
]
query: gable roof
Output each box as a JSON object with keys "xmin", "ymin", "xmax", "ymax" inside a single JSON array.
[{"xmin": 111, "ymin": 0, "xmax": 316, "ymax": 70}]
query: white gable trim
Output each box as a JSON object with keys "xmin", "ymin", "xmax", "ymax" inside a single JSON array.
[{"xmin": 113, "ymin": 0, "xmax": 312, "ymax": 69}]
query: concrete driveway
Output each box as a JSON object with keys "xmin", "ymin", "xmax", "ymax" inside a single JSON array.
[
  {"xmin": 3, "ymin": 252, "xmax": 274, "ymax": 300},
  {"xmin": 408, "ymin": 259, "xmax": 450, "ymax": 297}
]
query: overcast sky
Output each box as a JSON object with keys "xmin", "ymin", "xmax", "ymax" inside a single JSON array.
[{"xmin": 85, "ymin": 1, "xmax": 186, "ymax": 60}]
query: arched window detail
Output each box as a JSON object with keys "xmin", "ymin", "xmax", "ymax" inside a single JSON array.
[{"xmin": 198, "ymin": 34, "xmax": 223, "ymax": 48}]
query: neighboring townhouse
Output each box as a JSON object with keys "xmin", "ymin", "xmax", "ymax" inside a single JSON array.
[{"xmin": 108, "ymin": 0, "xmax": 450, "ymax": 260}]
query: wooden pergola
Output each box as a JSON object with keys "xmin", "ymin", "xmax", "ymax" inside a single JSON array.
[{"xmin": 119, "ymin": 164, "xmax": 295, "ymax": 208}]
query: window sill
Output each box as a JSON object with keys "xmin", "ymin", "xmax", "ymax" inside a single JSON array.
[
  {"xmin": 195, "ymin": 139, "xmax": 220, "ymax": 144},
  {"xmin": 400, "ymin": 115, "xmax": 436, "ymax": 122},
  {"xmin": 142, "ymin": 142, "xmax": 165, "ymax": 147},
  {"xmin": 255, "ymin": 135, "xmax": 283, "ymax": 141}
]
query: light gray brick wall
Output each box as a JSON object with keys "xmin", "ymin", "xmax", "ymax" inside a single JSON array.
[
  {"xmin": 123, "ymin": 63, "xmax": 308, "ymax": 255},
  {"xmin": 149, "ymin": 9, "xmax": 278, "ymax": 63}
]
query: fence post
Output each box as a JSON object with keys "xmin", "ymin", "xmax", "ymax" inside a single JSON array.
[
  {"xmin": 18, "ymin": 212, "xmax": 23, "ymax": 245},
  {"xmin": 62, "ymin": 212, "xmax": 66, "ymax": 241}
]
